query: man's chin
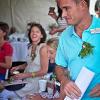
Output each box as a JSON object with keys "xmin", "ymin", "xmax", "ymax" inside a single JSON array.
[
  {"xmin": 67, "ymin": 20, "xmax": 74, "ymax": 25},
  {"xmin": 67, "ymin": 22, "xmax": 74, "ymax": 25}
]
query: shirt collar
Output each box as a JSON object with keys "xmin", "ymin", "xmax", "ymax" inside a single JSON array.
[{"xmin": 71, "ymin": 15, "xmax": 98, "ymax": 37}]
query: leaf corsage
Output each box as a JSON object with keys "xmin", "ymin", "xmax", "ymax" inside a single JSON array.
[{"xmin": 78, "ymin": 41, "xmax": 94, "ymax": 58}]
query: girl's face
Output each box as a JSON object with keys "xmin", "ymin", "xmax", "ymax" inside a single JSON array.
[
  {"xmin": 47, "ymin": 45, "xmax": 56, "ymax": 60},
  {"xmin": 30, "ymin": 26, "xmax": 43, "ymax": 44},
  {"xmin": 0, "ymin": 29, "xmax": 6, "ymax": 39}
]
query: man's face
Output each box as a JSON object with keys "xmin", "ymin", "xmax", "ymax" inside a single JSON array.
[{"xmin": 59, "ymin": 0, "xmax": 83, "ymax": 25}]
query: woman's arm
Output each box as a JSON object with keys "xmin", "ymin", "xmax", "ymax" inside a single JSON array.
[
  {"xmin": 10, "ymin": 63, "xmax": 27, "ymax": 73},
  {"xmin": 49, "ymin": 27, "xmax": 66, "ymax": 35},
  {"xmin": 0, "ymin": 56, "xmax": 12, "ymax": 69},
  {"xmin": 13, "ymin": 45, "xmax": 49, "ymax": 80},
  {"xmin": 33, "ymin": 45, "xmax": 49, "ymax": 77}
]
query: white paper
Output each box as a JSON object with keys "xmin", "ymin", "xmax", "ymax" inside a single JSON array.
[
  {"xmin": 64, "ymin": 67, "xmax": 95, "ymax": 100},
  {"xmin": 5, "ymin": 69, "xmax": 9, "ymax": 79}
]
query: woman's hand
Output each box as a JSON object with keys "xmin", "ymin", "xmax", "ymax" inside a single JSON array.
[
  {"xmin": 12, "ymin": 73, "xmax": 28, "ymax": 80},
  {"xmin": 48, "ymin": 11, "xmax": 57, "ymax": 20},
  {"xmin": 64, "ymin": 81, "xmax": 81, "ymax": 99},
  {"xmin": 10, "ymin": 66, "xmax": 19, "ymax": 74},
  {"xmin": 49, "ymin": 27, "xmax": 58, "ymax": 35},
  {"xmin": 90, "ymin": 84, "xmax": 100, "ymax": 97}
]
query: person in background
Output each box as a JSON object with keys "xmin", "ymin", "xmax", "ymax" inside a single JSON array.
[
  {"xmin": 55, "ymin": 0, "xmax": 100, "ymax": 100},
  {"xmin": 0, "ymin": 22, "xmax": 13, "ymax": 80},
  {"xmin": 1, "ymin": 22, "xmax": 48, "ymax": 100},
  {"xmin": 95, "ymin": 0, "xmax": 100, "ymax": 18},
  {"xmin": 9, "ymin": 26, "xmax": 17, "ymax": 36},
  {"xmin": 8, "ymin": 26, "xmax": 17, "ymax": 42},
  {"xmin": 48, "ymin": 0, "xmax": 68, "ymax": 36},
  {"xmin": 26, "ymin": 38, "xmax": 65, "ymax": 100},
  {"xmin": 47, "ymin": 38, "xmax": 58, "ymax": 74}
]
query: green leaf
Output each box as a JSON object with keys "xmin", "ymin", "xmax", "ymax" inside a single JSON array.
[{"xmin": 78, "ymin": 42, "xmax": 94, "ymax": 58}]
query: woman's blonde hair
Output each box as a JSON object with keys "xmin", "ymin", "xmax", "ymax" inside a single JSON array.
[{"xmin": 47, "ymin": 38, "xmax": 59, "ymax": 50}]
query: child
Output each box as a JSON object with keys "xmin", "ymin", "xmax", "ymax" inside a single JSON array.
[{"xmin": 47, "ymin": 38, "xmax": 58, "ymax": 74}]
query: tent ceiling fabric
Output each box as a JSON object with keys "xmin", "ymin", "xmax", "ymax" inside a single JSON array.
[
  {"xmin": 0, "ymin": 0, "xmax": 56, "ymax": 33},
  {"xmin": 0, "ymin": 0, "xmax": 11, "ymax": 26},
  {"xmin": 0, "ymin": 0, "xmax": 97, "ymax": 33}
]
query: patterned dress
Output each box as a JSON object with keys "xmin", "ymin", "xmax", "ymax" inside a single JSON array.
[{"xmin": 15, "ymin": 43, "xmax": 46, "ymax": 98}]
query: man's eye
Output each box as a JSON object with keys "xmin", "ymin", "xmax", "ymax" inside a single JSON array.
[{"xmin": 63, "ymin": 7, "xmax": 68, "ymax": 11}]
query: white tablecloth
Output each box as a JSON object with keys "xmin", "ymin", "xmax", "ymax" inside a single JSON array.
[{"xmin": 11, "ymin": 42, "xmax": 28, "ymax": 62}]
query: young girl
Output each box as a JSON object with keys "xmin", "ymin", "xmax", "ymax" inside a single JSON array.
[{"xmin": 47, "ymin": 38, "xmax": 58, "ymax": 74}]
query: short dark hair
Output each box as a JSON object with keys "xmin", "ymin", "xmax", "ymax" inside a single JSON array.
[
  {"xmin": 0, "ymin": 22, "xmax": 9, "ymax": 40},
  {"xmin": 0, "ymin": 22, "xmax": 9, "ymax": 34},
  {"xmin": 95, "ymin": 0, "xmax": 100, "ymax": 12},
  {"xmin": 74, "ymin": 0, "xmax": 90, "ymax": 8},
  {"xmin": 28, "ymin": 22, "xmax": 47, "ymax": 44}
]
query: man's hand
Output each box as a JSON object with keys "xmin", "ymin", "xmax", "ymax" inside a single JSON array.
[
  {"xmin": 55, "ymin": 66, "xmax": 81, "ymax": 99},
  {"xmin": 63, "ymin": 81, "xmax": 81, "ymax": 99},
  {"xmin": 90, "ymin": 84, "xmax": 100, "ymax": 97}
]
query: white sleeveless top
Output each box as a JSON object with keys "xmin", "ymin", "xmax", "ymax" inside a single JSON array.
[{"xmin": 16, "ymin": 43, "xmax": 46, "ymax": 97}]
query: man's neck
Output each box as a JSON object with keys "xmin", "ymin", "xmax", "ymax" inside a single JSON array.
[{"xmin": 75, "ymin": 14, "xmax": 92, "ymax": 38}]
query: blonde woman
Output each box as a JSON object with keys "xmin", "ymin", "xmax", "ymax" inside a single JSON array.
[{"xmin": 47, "ymin": 38, "xmax": 58, "ymax": 73}]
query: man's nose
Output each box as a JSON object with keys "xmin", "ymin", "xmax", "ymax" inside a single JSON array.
[{"xmin": 62, "ymin": 10, "xmax": 66, "ymax": 18}]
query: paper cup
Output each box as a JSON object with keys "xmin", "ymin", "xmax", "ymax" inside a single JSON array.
[
  {"xmin": 39, "ymin": 79, "xmax": 47, "ymax": 92},
  {"xmin": 47, "ymin": 87, "xmax": 53, "ymax": 95}
]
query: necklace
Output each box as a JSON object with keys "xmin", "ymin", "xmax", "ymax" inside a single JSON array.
[{"xmin": 31, "ymin": 45, "xmax": 37, "ymax": 61}]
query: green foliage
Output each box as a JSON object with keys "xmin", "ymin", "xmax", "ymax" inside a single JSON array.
[
  {"xmin": 78, "ymin": 42, "xmax": 94, "ymax": 58},
  {"xmin": 51, "ymin": 73, "xmax": 57, "ymax": 81}
]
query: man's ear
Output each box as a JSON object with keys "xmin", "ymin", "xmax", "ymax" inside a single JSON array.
[{"xmin": 79, "ymin": 0, "xmax": 88, "ymax": 9}]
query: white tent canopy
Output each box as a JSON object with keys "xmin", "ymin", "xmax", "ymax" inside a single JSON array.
[
  {"xmin": 0, "ymin": 0, "xmax": 57, "ymax": 33},
  {"xmin": 0, "ymin": 0, "xmax": 97, "ymax": 33}
]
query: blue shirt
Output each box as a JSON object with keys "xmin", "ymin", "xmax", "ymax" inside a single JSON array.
[{"xmin": 55, "ymin": 16, "xmax": 100, "ymax": 100}]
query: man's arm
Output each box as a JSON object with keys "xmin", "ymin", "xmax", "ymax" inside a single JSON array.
[
  {"xmin": 90, "ymin": 84, "xmax": 100, "ymax": 97},
  {"xmin": 55, "ymin": 65, "xmax": 81, "ymax": 99},
  {"xmin": 55, "ymin": 65, "xmax": 70, "ymax": 86}
]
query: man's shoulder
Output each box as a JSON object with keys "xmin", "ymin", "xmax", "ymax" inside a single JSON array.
[{"xmin": 93, "ymin": 16, "xmax": 100, "ymax": 26}]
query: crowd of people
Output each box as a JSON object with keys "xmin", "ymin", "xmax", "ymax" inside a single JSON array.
[{"xmin": 0, "ymin": 0, "xmax": 100, "ymax": 100}]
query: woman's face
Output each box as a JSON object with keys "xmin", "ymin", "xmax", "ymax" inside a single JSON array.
[
  {"xmin": 30, "ymin": 26, "xmax": 43, "ymax": 43},
  {"xmin": 47, "ymin": 45, "xmax": 56, "ymax": 60},
  {"xmin": 0, "ymin": 29, "xmax": 5, "ymax": 39}
]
